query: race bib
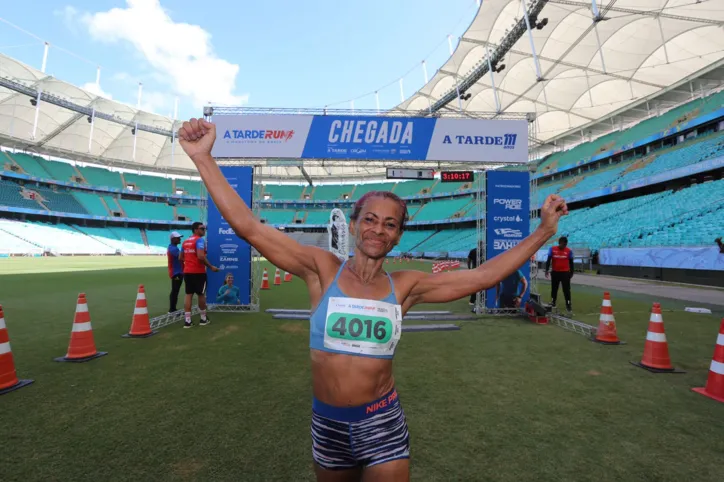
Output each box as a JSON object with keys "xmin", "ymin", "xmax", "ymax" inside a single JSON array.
[{"xmin": 324, "ymin": 297, "xmax": 402, "ymax": 357}]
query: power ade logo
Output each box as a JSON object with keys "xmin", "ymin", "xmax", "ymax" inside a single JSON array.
[
  {"xmin": 223, "ymin": 129, "xmax": 295, "ymax": 142},
  {"xmin": 494, "ymin": 228, "xmax": 522, "ymax": 238},
  {"xmin": 218, "ymin": 227, "xmax": 234, "ymax": 235},
  {"xmin": 494, "ymin": 239, "xmax": 521, "ymax": 250},
  {"xmin": 443, "ymin": 133, "xmax": 517, "ymax": 149},
  {"xmin": 328, "ymin": 120, "xmax": 414, "ymax": 145},
  {"xmin": 493, "ymin": 198, "xmax": 522, "ymax": 210}
]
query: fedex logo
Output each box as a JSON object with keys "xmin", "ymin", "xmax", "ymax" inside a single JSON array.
[
  {"xmin": 218, "ymin": 227, "xmax": 234, "ymax": 235},
  {"xmin": 223, "ymin": 130, "xmax": 295, "ymax": 141}
]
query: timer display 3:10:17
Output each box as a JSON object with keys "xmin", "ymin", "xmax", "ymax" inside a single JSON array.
[{"xmin": 440, "ymin": 171, "xmax": 474, "ymax": 182}]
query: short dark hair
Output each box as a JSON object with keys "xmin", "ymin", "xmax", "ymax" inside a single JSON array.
[
  {"xmin": 559, "ymin": 236, "xmax": 568, "ymax": 244},
  {"xmin": 192, "ymin": 222, "xmax": 205, "ymax": 232},
  {"xmin": 350, "ymin": 191, "xmax": 408, "ymax": 232}
]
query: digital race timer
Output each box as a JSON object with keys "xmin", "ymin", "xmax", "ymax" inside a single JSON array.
[{"xmin": 440, "ymin": 171, "xmax": 474, "ymax": 183}]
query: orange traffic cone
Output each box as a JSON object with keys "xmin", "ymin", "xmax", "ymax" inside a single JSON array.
[
  {"xmin": 123, "ymin": 285, "xmax": 157, "ymax": 338},
  {"xmin": 284, "ymin": 271, "xmax": 292, "ymax": 282},
  {"xmin": 261, "ymin": 269, "xmax": 270, "ymax": 290},
  {"xmin": 692, "ymin": 318, "xmax": 724, "ymax": 403},
  {"xmin": 0, "ymin": 305, "xmax": 34, "ymax": 396},
  {"xmin": 630, "ymin": 303, "xmax": 684, "ymax": 373},
  {"xmin": 594, "ymin": 292, "xmax": 623, "ymax": 345},
  {"xmin": 385, "ymin": 258, "xmax": 389, "ymax": 264},
  {"xmin": 274, "ymin": 268, "xmax": 282, "ymax": 286},
  {"xmin": 393, "ymin": 258, "xmax": 396, "ymax": 264},
  {"xmin": 55, "ymin": 293, "xmax": 108, "ymax": 363}
]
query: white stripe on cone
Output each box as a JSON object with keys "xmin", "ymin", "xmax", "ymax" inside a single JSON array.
[
  {"xmin": 646, "ymin": 332, "xmax": 667, "ymax": 342},
  {"xmin": 717, "ymin": 333, "xmax": 724, "ymax": 346},
  {"xmin": 602, "ymin": 300, "xmax": 611, "ymax": 307},
  {"xmin": 137, "ymin": 293, "xmax": 146, "ymax": 300},
  {"xmin": 599, "ymin": 314, "xmax": 615, "ymax": 322},
  {"xmin": 710, "ymin": 360, "xmax": 724, "ymax": 376},
  {"xmin": 650, "ymin": 313, "xmax": 662, "ymax": 323},
  {"xmin": 0, "ymin": 341, "xmax": 10, "ymax": 355},
  {"xmin": 72, "ymin": 322, "xmax": 92, "ymax": 332},
  {"xmin": 134, "ymin": 307, "xmax": 148, "ymax": 315},
  {"xmin": 76, "ymin": 303, "xmax": 89, "ymax": 313},
  {"xmin": 0, "ymin": 318, "xmax": 5, "ymax": 330}
]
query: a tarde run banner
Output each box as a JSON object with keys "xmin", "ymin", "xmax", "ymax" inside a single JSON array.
[
  {"xmin": 206, "ymin": 166, "xmax": 253, "ymax": 305},
  {"xmin": 485, "ymin": 170, "xmax": 531, "ymax": 309},
  {"xmin": 210, "ymin": 114, "xmax": 528, "ymax": 163}
]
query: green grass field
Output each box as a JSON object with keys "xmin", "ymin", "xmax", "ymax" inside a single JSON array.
[{"xmin": 1, "ymin": 257, "xmax": 723, "ymax": 482}]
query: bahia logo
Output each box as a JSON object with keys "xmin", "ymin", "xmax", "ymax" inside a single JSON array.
[
  {"xmin": 443, "ymin": 133, "xmax": 517, "ymax": 149},
  {"xmin": 328, "ymin": 120, "xmax": 414, "ymax": 145},
  {"xmin": 494, "ymin": 239, "xmax": 521, "ymax": 250},
  {"xmin": 223, "ymin": 129, "xmax": 295, "ymax": 142},
  {"xmin": 218, "ymin": 227, "xmax": 234, "ymax": 235}
]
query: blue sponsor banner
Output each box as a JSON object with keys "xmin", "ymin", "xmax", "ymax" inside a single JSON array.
[
  {"xmin": 485, "ymin": 171, "xmax": 531, "ymax": 309},
  {"xmin": 599, "ymin": 247, "xmax": 724, "ymax": 271},
  {"xmin": 206, "ymin": 166, "xmax": 253, "ymax": 305},
  {"xmin": 211, "ymin": 114, "xmax": 529, "ymax": 163},
  {"xmin": 301, "ymin": 115, "xmax": 437, "ymax": 160}
]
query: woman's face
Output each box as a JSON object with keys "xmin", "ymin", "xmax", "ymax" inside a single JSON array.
[
  {"xmin": 226, "ymin": 276, "xmax": 234, "ymax": 285},
  {"xmin": 351, "ymin": 196, "xmax": 403, "ymax": 259}
]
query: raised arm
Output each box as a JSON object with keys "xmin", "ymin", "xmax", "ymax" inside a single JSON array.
[
  {"xmin": 402, "ymin": 195, "xmax": 568, "ymax": 308},
  {"xmin": 178, "ymin": 118, "xmax": 333, "ymax": 280}
]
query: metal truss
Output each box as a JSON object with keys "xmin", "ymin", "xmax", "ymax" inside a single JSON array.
[
  {"xmin": 207, "ymin": 106, "xmax": 529, "ymax": 121},
  {"xmin": 549, "ymin": 312, "xmax": 597, "ymax": 339}
]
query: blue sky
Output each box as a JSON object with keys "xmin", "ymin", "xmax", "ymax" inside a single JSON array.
[{"xmin": 0, "ymin": 0, "xmax": 477, "ymax": 120}]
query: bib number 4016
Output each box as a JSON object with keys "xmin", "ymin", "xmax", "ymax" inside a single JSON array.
[{"xmin": 328, "ymin": 315, "xmax": 391, "ymax": 343}]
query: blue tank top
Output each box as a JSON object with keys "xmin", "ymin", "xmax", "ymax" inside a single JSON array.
[{"xmin": 309, "ymin": 260, "xmax": 401, "ymax": 360}]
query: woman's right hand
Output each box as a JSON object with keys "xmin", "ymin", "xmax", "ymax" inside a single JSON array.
[{"xmin": 178, "ymin": 118, "xmax": 216, "ymax": 163}]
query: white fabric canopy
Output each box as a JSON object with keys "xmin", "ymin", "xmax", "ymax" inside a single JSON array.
[{"xmin": 398, "ymin": 0, "xmax": 724, "ymax": 150}]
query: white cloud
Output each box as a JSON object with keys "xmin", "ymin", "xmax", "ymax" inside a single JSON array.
[
  {"xmin": 82, "ymin": 82, "xmax": 113, "ymax": 100},
  {"xmin": 80, "ymin": 0, "xmax": 248, "ymax": 109},
  {"xmin": 54, "ymin": 6, "xmax": 80, "ymax": 35}
]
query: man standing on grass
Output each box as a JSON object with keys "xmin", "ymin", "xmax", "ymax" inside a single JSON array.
[
  {"xmin": 467, "ymin": 241, "xmax": 484, "ymax": 306},
  {"xmin": 545, "ymin": 236, "xmax": 574, "ymax": 314},
  {"xmin": 179, "ymin": 221, "xmax": 219, "ymax": 328},
  {"xmin": 167, "ymin": 231, "xmax": 184, "ymax": 313}
]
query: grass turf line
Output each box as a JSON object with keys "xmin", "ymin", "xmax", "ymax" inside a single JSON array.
[{"xmin": 0, "ymin": 260, "xmax": 722, "ymax": 481}]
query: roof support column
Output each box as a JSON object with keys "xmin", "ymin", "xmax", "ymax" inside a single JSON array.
[
  {"xmin": 399, "ymin": 78, "xmax": 405, "ymax": 103},
  {"xmin": 31, "ymin": 88, "xmax": 42, "ymax": 140},
  {"xmin": 375, "ymin": 91, "xmax": 380, "ymax": 115},
  {"xmin": 657, "ymin": 15, "xmax": 670, "ymax": 64},
  {"xmin": 486, "ymin": 45, "xmax": 501, "ymax": 113},
  {"xmin": 41, "ymin": 42, "xmax": 49, "ymax": 73},
  {"xmin": 521, "ymin": 0, "xmax": 543, "ymax": 80},
  {"xmin": 95, "ymin": 66, "xmax": 101, "ymax": 91},
  {"xmin": 88, "ymin": 107, "xmax": 95, "ymax": 153},
  {"xmin": 422, "ymin": 61, "xmax": 432, "ymax": 113},
  {"xmin": 133, "ymin": 82, "xmax": 142, "ymax": 161},
  {"xmin": 593, "ymin": 23, "xmax": 607, "ymax": 73},
  {"xmin": 447, "ymin": 35, "xmax": 464, "ymax": 112}
]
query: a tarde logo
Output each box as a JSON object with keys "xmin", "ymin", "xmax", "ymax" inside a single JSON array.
[
  {"xmin": 443, "ymin": 133, "xmax": 517, "ymax": 149},
  {"xmin": 223, "ymin": 129, "xmax": 295, "ymax": 142},
  {"xmin": 328, "ymin": 120, "xmax": 414, "ymax": 145}
]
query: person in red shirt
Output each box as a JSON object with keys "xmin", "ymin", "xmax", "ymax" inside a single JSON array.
[
  {"xmin": 178, "ymin": 222, "xmax": 218, "ymax": 328},
  {"xmin": 545, "ymin": 236, "xmax": 574, "ymax": 314}
]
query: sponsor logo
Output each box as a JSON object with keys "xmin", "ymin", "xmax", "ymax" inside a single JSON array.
[
  {"xmin": 494, "ymin": 239, "xmax": 521, "ymax": 250},
  {"xmin": 328, "ymin": 120, "xmax": 414, "ymax": 145},
  {"xmin": 350, "ymin": 148, "xmax": 367, "ymax": 155},
  {"xmin": 494, "ymin": 184, "xmax": 521, "ymax": 189},
  {"xmin": 220, "ymin": 256, "xmax": 238, "ymax": 262},
  {"xmin": 493, "ymin": 215, "xmax": 524, "ymax": 222},
  {"xmin": 493, "ymin": 198, "xmax": 522, "ymax": 210},
  {"xmin": 218, "ymin": 227, "xmax": 234, "ymax": 235},
  {"xmin": 222, "ymin": 129, "xmax": 295, "ymax": 142},
  {"xmin": 218, "ymin": 264, "xmax": 239, "ymax": 270},
  {"xmin": 442, "ymin": 133, "xmax": 517, "ymax": 149},
  {"xmin": 494, "ymin": 228, "xmax": 523, "ymax": 238},
  {"xmin": 220, "ymin": 243, "xmax": 238, "ymax": 254},
  {"xmin": 327, "ymin": 147, "xmax": 348, "ymax": 154}
]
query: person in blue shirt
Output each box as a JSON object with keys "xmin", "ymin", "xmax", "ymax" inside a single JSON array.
[
  {"xmin": 167, "ymin": 232, "xmax": 184, "ymax": 313},
  {"xmin": 216, "ymin": 273, "xmax": 240, "ymax": 305},
  {"xmin": 496, "ymin": 269, "xmax": 528, "ymax": 309}
]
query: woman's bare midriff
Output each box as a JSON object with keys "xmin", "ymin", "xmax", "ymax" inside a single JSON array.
[{"xmin": 311, "ymin": 349, "xmax": 395, "ymax": 407}]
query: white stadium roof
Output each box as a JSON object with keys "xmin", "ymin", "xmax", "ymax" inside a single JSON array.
[
  {"xmin": 1, "ymin": 0, "xmax": 723, "ymax": 181},
  {"xmin": 397, "ymin": 0, "xmax": 724, "ymax": 158}
]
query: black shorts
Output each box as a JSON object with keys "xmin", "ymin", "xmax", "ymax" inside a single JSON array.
[{"xmin": 184, "ymin": 273, "xmax": 207, "ymax": 296}]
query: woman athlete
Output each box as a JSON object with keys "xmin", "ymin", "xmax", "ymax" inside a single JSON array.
[{"xmin": 178, "ymin": 118, "xmax": 568, "ymax": 482}]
